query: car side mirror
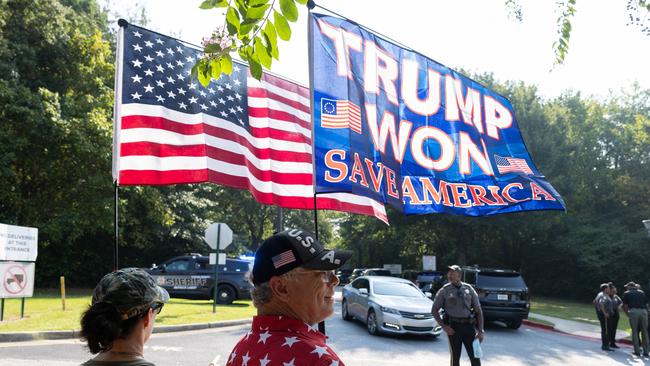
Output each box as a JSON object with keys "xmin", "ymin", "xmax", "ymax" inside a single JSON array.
[
  {"xmin": 359, "ymin": 288, "xmax": 369, "ymax": 296},
  {"xmin": 160, "ymin": 264, "xmax": 167, "ymax": 273},
  {"xmin": 425, "ymin": 292, "xmax": 432, "ymax": 298}
]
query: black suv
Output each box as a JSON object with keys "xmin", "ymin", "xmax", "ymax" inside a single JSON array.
[
  {"xmin": 462, "ymin": 267, "xmax": 530, "ymax": 329},
  {"xmin": 146, "ymin": 254, "xmax": 252, "ymax": 304}
]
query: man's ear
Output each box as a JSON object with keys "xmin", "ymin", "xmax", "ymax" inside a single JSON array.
[
  {"xmin": 142, "ymin": 309, "xmax": 153, "ymax": 328},
  {"xmin": 268, "ymin": 276, "xmax": 291, "ymax": 302}
]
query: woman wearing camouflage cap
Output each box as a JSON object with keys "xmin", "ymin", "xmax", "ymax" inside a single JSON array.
[{"xmin": 79, "ymin": 268, "xmax": 169, "ymax": 365}]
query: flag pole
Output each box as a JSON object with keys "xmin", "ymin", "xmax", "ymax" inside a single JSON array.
[
  {"xmin": 306, "ymin": 0, "xmax": 326, "ymax": 335},
  {"xmin": 112, "ymin": 20, "xmax": 127, "ymax": 272},
  {"xmin": 114, "ymin": 182, "xmax": 119, "ymax": 271}
]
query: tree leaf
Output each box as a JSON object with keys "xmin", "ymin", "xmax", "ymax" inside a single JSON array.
[
  {"xmin": 279, "ymin": 0, "xmax": 299, "ymax": 22},
  {"xmin": 226, "ymin": 7, "xmax": 241, "ymax": 33},
  {"xmin": 198, "ymin": 60, "xmax": 211, "ymax": 87},
  {"xmin": 248, "ymin": 56, "xmax": 263, "ymax": 80},
  {"xmin": 220, "ymin": 53, "xmax": 233, "ymax": 74},
  {"xmin": 295, "ymin": 0, "xmax": 308, "ymax": 4},
  {"xmin": 247, "ymin": 4, "xmax": 270, "ymax": 19},
  {"xmin": 254, "ymin": 36, "xmax": 272, "ymax": 68},
  {"xmin": 274, "ymin": 10, "xmax": 291, "ymax": 41},
  {"xmin": 204, "ymin": 43, "xmax": 222, "ymax": 54},
  {"xmin": 240, "ymin": 19, "xmax": 256, "ymax": 36},
  {"xmin": 249, "ymin": 0, "xmax": 270, "ymax": 6},
  {"xmin": 210, "ymin": 58, "xmax": 222, "ymax": 80},
  {"xmin": 199, "ymin": 0, "xmax": 228, "ymax": 9},
  {"xmin": 263, "ymin": 22, "xmax": 279, "ymax": 60}
]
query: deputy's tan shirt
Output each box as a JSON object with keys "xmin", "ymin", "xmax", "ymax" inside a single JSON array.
[{"xmin": 432, "ymin": 281, "xmax": 482, "ymax": 320}]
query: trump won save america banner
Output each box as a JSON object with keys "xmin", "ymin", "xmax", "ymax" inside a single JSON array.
[
  {"xmin": 112, "ymin": 21, "xmax": 387, "ymax": 222},
  {"xmin": 310, "ymin": 13, "xmax": 566, "ymax": 216}
]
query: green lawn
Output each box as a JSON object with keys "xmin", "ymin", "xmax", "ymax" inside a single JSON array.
[
  {"xmin": 531, "ymin": 296, "xmax": 632, "ymax": 335},
  {"xmin": 0, "ymin": 289, "xmax": 256, "ymax": 332}
]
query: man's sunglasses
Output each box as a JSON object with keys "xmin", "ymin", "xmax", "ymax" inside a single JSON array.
[{"xmin": 151, "ymin": 302, "xmax": 164, "ymax": 315}]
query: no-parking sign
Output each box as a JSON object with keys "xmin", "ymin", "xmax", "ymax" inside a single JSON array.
[{"xmin": 0, "ymin": 262, "xmax": 35, "ymax": 298}]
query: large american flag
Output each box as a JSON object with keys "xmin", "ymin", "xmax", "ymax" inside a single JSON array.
[{"xmin": 112, "ymin": 22, "xmax": 387, "ymax": 223}]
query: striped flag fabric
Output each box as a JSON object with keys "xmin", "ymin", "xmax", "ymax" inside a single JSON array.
[
  {"xmin": 320, "ymin": 98, "xmax": 362, "ymax": 133},
  {"xmin": 272, "ymin": 250, "xmax": 297, "ymax": 269},
  {"xmin": 494, "ymin": 155, "xmax": 534, "ymax": 175},
  {"xmin": 112, "ymin": 22, "xmax": 387, "ymax": 223}
]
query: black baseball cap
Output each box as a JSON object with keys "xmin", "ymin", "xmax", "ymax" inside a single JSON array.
[{"xmin": 252, "ymin": 228, "xmax": 352, "ymax": 285}]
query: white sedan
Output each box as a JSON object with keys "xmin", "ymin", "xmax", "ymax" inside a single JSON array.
[{"xmin": 342, "ymin": 276, "xmax": 443, "ymax": 338}]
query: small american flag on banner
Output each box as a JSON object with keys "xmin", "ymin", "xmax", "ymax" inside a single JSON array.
[
  {"xmin": 272, "ymin": 250, "xmax": 297, "ymax": 269},
  {"xmin": 494, "ymin": 155, "xmax": 534, "ymax": 175},
  {"xmin": 112, "ymin": 22, "xmax": 387, "ymax": 223},
  {"xmin": 320, "ymin": 98, "xmax": 362, "ymax": 133}
]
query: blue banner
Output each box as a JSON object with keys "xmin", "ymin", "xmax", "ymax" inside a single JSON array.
[{"xmin": 310, "ymin": 13, "xmax": 566, "ymax": 216}]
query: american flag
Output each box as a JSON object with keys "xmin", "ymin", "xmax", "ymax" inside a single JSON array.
[
  {"xmin": 272, "ymin": 250, "xmax": 297, "ymax": 269},
  {"xmin": 112, "ymin": 23, "xmax": 387, "ymax": 222},
  {"xmin": 320, "ymin": 98, "xmax": 362, "ymax": 133},
  {"xmin": 494, "ymin": 155, "xmax": 534, "ymax": 175}
]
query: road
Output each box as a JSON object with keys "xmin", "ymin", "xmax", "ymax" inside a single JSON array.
[{"xmin": 1, "ymin": 305, "xmax": 648, "ymax": 366}]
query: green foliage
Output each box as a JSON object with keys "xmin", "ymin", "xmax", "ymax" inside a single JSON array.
[{"xmin": 196, "ymin": 0, "xmax": 305, "ymax": 84}]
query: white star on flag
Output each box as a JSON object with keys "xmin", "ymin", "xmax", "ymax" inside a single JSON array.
[
  {"xmin": 177, "ymin": 87, "xmax": 186, "ymax": 95},
  {"xmin": 144, "ymin": 55, "xmax": 154, "ymax": 62},
  {"xmin": 282, "ymin": 336, "xmax": 299, "ymax": 347},
  {"xmin": 259, "ymin": 354, "xmax": 271, "ymax": 366},
  {"xmin": 311, "ymin": 345, "xmax": 330, "ymax": 358},
  {"xmin": 188, "ymin": 96, "xmax": 198, "ymax": 104},
  {"xmin": 241, "ymin": 352, "xmax": 250, "ymax": 366},
  {"xmin": 200, "ymin": 103, "xmax": 208, "ymax": 111},
  {"xmin": 131, "ymin": 75, "xmax": 142, "ymax": 83},
  {"xmin": 167, "ymin": 91, "xmax": 176, "ymax": 99},
  {"xmin": 131, "ymin": 59, "xmax": 142, "ymax": 68},
  {"xmin": 144, "ymin": 40, "xmax": 153, "ymax": 47},
  {"xmin": 155, "ymin": 50, "xmax": 164, "ymax": 58},
  {"xmin": 133, "ymin": 31, "xmax": 142, "ymax": 38},
  {"xmin": 156, "ymin": 64, "xmax": 164, "ymax": 73},
  {"xmin": 156, "ymin": 80, "xmax": 165, "ymax": 88},
  {"xmin": 179, "ymin": 102, "xmax": 187, "ymax": 109},
  {"xmin": 155, "ymin": 38, "xmax": 163, "ymax": 44},
  {"xmin": 155, "ymin": 95, "xmax": 165, "ymax": 102},
  {"xmin": 143, "ymin": 84, "xmax": 154, "ymax": 93},
  {"xmin": 283, "ymin": 358, "xmax": 296, "ymax": 366},
  {"xmin": 132, "ymin": 43, "xmax": 142, "ymax": 52},
  {"xmin": 329, "ymin": 360, "xmax": 340, "ymax": 366},
  {"xmin": 131, "ymin": 92, "xmax": 142, "ymax": 100},
  {"xmin": 144, "ymin": 69, "xmax": 153, "ymax": 76},
  {"xmin": 257, "ymin": 330, "xmax": 271, "ymax": 344},
  {"xmin": 228, "ymin": 352, "xmax": 237, "ymax": 363}
]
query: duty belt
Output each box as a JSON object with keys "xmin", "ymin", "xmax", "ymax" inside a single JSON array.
[{"xmin": 449, "ymin": 317, "xmax": 475, "ymax": 324}]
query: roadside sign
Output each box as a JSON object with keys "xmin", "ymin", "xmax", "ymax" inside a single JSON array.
[
  {"xmin": 209, "ymin": 253, "xmax": 226, "ymax": 265},
  {"xmin": 0, "ymin": 262, "xmax": 35, "ymax": 298},
  {"xmin": 422, "ymin": 255, "xmax": 437, "ymax": 271},
  {"xmin": 204, "ymin": 223, "xmax": 233, "ymax": 250},
  {"xmin": 0, "ymin": 224, "xmax": 38, "ymax": 262},
  {"xmin": 643, "ymin": 219, "xmax": 650, "ymax": 236}
]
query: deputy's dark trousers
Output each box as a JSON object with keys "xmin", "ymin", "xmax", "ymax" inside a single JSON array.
[
  {"xmin": 609, "ymin": 311, "xmax": 619, "ymax": 346},
  {"xmin": 448, "ymin": 322, "xmax": 481, "ymax": 366},
  {"xmin": 597, "ymin": 311, "xmax": 610, "ymax": 347}
]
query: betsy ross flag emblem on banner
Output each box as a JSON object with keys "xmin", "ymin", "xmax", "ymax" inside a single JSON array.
[
  {"xmin": 494, "ymin": 155, "xmax": 534, "ymax": 175},
  {"xmin": 112, "ymin": 22, "xmax": 386, "ymax": 222},
  {"xmin": 320, "ymin": 98, "xmax": 362, "ymax": 133}
]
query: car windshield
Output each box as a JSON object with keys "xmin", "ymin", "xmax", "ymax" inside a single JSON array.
[
  {"xmin": 370, "ymin": 270, "xmax": 392, "ymax": 276},
  {"xmin": 477, "ymin": 272, "xmax": 526, "ymax": 288},
  {"xmin": 373, "ymin": 282, "xmax": 423, "ymax": 297}
]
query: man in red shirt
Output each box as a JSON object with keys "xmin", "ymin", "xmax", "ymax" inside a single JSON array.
[{"xmin": 226, "ymin": 228, "xmax": 350, "ymax": 366}]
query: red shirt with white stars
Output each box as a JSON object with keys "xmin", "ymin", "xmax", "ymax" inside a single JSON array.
[{"xmin": 226, "ymin": 315, "xmax": 345, "ymax": 366}]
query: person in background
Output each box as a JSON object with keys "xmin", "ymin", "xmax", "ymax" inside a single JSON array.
[
  {"xmin": 622, "ymin": 281, "xmax": 649, "ymax": 357},
  {"xmin": 594, "ymin": 283, "xmax": 614, "ymax": 351},
  {"xmin": 79, "ymin": 268, "xmax": 169, "ymax": 366},
  {"xmin": 432, "ymin": 265, "xmax": 484, "ymax": 366},
  {"xmin": 608, "ymin": 283, "xmax": 622, "ymax": 349}
]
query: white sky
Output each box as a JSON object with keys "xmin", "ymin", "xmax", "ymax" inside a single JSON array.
[{"xmin": 105, "ymin": 0, "xmax": 650, "ymax": 99}]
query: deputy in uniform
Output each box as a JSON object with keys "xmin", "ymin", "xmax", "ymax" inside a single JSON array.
[{"xmin": 432, "ymin": 265, "xmax": 484, "ymax": 366}]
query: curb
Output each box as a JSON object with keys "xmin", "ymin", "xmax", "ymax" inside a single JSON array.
[
  {"xmin": 0, "ymin": 318, "xmax": 252, "ymax": 343},
  {"xmin": 523, "ymin": 319, "xmax": 633, "ymax": 346}
]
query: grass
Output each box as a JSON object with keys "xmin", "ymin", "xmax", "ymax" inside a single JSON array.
[
  {"xmin": 0, "ymin": 289, "xmax": 256, "ymax": 333},
  {"xmin": 531, "ymin": 296, "xmax": 632, "ymax": 336},
  {"xmin": 528, "ymin": 317, "xmax": 554, "ymax": 327}
]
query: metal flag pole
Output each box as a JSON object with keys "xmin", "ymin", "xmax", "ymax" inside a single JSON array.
[
  {"xmin": 112, "ymin": 20, "xmax": 127, "ymax": 272},
  {"xmin": 114, "ymin": 182, "xmax": 119, "ymax": 271},
  {"xmin": 307, "ymin": 0, "xmax": 326, "ymax": 336}
]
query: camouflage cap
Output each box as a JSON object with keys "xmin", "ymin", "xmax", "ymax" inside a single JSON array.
[{"xmin": 91, "ymin": 268, "xmax": 170, "ymax": 320}]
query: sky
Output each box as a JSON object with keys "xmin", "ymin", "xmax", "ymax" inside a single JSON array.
[{"xmin": 104, "ymin": 0, "xmax": 650, "ymax": 99}]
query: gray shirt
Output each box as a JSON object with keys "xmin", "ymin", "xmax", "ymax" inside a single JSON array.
[{"xmin": 432, "ymin": 282, "xmax": 484, "ymax": 330}]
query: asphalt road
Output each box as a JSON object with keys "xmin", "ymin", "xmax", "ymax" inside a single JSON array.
[{"xmin": 1, "ymin": 305, "xmax": 648, "ymax": 366}]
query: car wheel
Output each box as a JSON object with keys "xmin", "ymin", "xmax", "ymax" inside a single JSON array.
[
  {"xmin": 507, "ymin": 320, "xmax": 522, "ymax": 329},
  {"xmin": 342, "ymin": 299, "xmax": 352, "ymax": 321},
  {"xmin": 215, "ymin": 284, "xmax": 236, "ymax": 304},
  {"xmin": 366, "ymin": 309, "xmax": 379, "ymax": 335}
]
